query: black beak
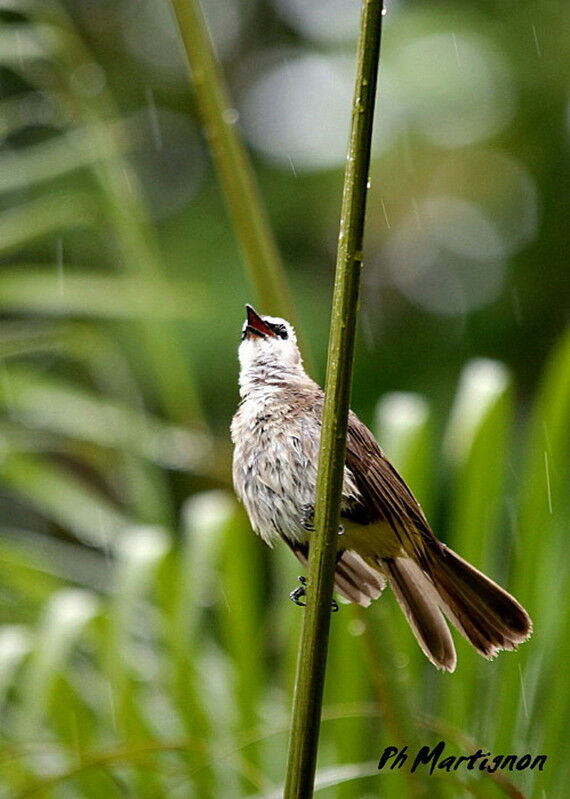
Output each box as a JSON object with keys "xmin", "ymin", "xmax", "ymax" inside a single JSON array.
[{"xmin": 245, "ymin": 304, "xmax": 276, "ymax": 338}]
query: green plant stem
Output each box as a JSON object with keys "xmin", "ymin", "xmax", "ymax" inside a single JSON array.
[
  {"xmin": 284, "ymin": 1, "xmax": 385, "ymax": 796},
  {"xmin": 169, "ymin": 0, "xmax": 308, "ymax": 357}
]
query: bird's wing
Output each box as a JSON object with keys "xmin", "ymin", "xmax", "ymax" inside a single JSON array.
[
  {"xmin": 291, "ymin": 388, "xmax": 441, "ymax": 568},
  {"xmin": 344, "ymin": 410, "xmax": 441, "ymax": 569}
]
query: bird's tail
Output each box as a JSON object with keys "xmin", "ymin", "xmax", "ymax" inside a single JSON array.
[{"xmin": 380, "ymin": 547, "xmax": 532, "ymax": 672}]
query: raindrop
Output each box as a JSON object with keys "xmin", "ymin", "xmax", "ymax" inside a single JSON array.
[
  {"xmin": 121, "ymin": 167, "xmax": 134, "ymax": 196},
  {"xmin": 380, "ymin": 197, "xmax": 391, "ymax": 229},
  {"xmin": 393, "ymin": 651, "xmax": 409, "ymax": 669},
  {"xmin": 542, "ymin": 420, "xmax": 552, "ymax": 453},
  {"xmin": 452, "ymin": 32, "xmax": 461, "ymax": 67},
  {"xmin": 518, "ymin": 664, "xmax": 529, "ymax": 720},
  {"xmin": 544, "ymin": 451, "xmax": 553, "ymax": 514},
  {"xmin": 348, "ymin": 619, "xmax": 365, "ymax": 636},
  {"xmin": 532, "ymin": 24, "xmax": 542, "ymax": 57},
  {"xmin": 145, "ymin": 87, "xmax": 163, "ymax": 150},
  {"xmin": 222, "ymin": 107, "xmax": 240, "ymax": 125}
]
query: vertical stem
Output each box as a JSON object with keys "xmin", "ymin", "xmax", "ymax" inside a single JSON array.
[
  {"xmin": 168, "ymin": 0, "xmax": 309, "ymax": 361},
  {"xmin": 284, "ymin": 1, "xmax": 385, "ymax": 797}
]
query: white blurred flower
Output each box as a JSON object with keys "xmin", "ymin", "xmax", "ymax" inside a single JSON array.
[
  {"xmin": 238, "ymin": 51, "xmax": 402, "ymax": 170},
  {"xmin": 430, "ymin": 150, "xmax": 539, "ymax": 254},
  {"xmin": 395, "ymin": 32, "xmax": 515, "ymax": 148},
  {"xmin": 383, "ymin": 197, "xmax": 508, "ymax": 315}
]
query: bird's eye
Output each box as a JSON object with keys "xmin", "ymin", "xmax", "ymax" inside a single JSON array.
[{"xmin": 272, "ymin": 323, "xmax": 288, "ymax": 339}]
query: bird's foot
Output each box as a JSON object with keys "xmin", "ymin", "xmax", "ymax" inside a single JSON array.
[
  {"xmin": 300, "ymin": 505, "xmax": 344, "ymax": 537},
  {"xmin": 289, "ymin": 575, "xmax": 307, "ymax": 606},
  {"xmin": 289, "ymin": 575, "xmax": 339, "ymax": 612},
  {"xmin": 300, "ymin": 505, "xmax": 315, "ymax": 532}
]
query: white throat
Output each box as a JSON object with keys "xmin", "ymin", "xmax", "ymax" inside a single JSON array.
[{"xmin": 238, "ymin": 344, "xmax": 308, "ymax": 397}]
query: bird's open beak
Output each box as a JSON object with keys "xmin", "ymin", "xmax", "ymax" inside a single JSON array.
[{"xmin": 245, "ymin": 304, "xmax": 276, "ymax": 338}]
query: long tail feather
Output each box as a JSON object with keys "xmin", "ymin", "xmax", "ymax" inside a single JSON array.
[
  {"xmin": 385, "ymin": 558, "xmax": 457, "ymax": 671},
  {"xmin": 427, "ymin": 545, "xmax": 532, "ymax": 658},
  {"xmin": 375, "ymin": 546, "xmax": 531, "ymax": 669}
]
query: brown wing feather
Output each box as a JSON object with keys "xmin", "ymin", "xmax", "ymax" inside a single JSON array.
[
  {"xmin": 291, "ymin": 390, "xmax": 442, "ymax": 569},
  {"xmin": 344, "ymin": 411, "xmax": 442, "ymax": 571}
]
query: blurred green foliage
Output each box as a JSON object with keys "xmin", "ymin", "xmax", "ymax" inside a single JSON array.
[{"xmin": 0, "ymin": 0, "xmax": 569, "ymax": 797}]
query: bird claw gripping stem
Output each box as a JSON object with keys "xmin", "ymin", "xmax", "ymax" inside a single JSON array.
[
  {"xmin": 300, "ymin": 506, "xmax": 315, "ymax": 532},
  {"xmin": 289, "ymin": 575, "xmax": 339, "ymax": 612},
  {"xmin": 289, "ymin": 575, "xmax": 308, "ymax": 606},
  {"xmin": 300, "ymin": 505, "xmax": 344, "ymax": 536}
]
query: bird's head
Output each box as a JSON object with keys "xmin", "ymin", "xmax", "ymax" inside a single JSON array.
[{"xmin": 238, "ymin": 305, "xmax": 303, "ymax": 391}]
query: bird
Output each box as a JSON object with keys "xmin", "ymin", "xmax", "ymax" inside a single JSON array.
[{"xmin": 230, "ymin": 304, "xmax": 532, "ymax": 671}]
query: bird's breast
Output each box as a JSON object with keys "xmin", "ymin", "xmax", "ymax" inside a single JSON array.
[{"xmin": 231, "ymin": 399, "xmax": 319, "ymax": 545}]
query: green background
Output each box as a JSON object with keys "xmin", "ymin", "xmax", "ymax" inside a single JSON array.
[{"xmin": 0, "ymin": 0, "xmax": 569, "ymax": 797}]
